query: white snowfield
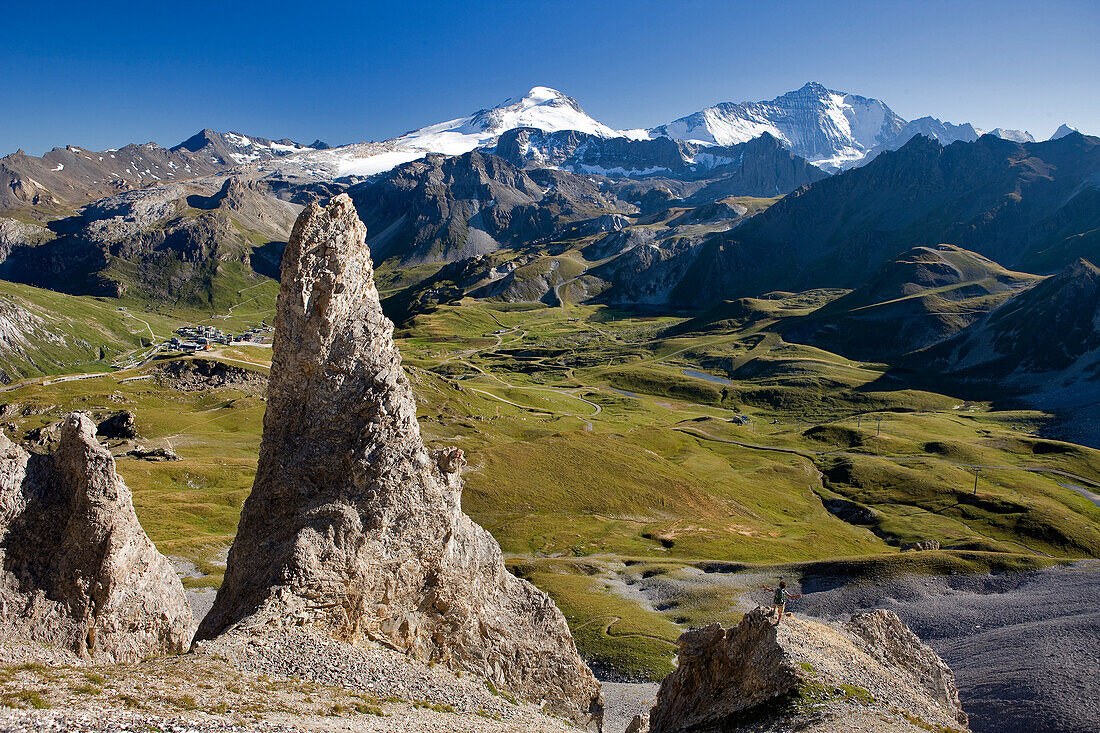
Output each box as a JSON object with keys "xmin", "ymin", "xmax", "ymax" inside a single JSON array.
[
  {"xmin": 988, "ymin": 127, "xmax": 1037, "ymax": 143},
  {"xmin": 323, "ymin": 86, "xmax": 619, "ymax": 177},
  {"xmin": 256, "ymin": 83, "xmax": 1073, "ymax": 182}
]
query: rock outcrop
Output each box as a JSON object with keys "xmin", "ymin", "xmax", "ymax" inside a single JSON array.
[
  {"xmin": 0, "ymin": 413, "xmax": 194, "ymax": 661},
  {"xmin": 196, "ymin": 194, "xmax": 603, "ymax": 728},
  {"xmin": 640, "ymin": 608, "xmax": 968, "ymax": 733},
  {"xmin": 97, "ymin": 411, "xmax": 138, "ymax": 439},
  {"xmin": 155, "ymin": 358, "xmax": 268, "ymax": 392},
  {"xmin": 901, "ymin": 540, "xmax": 941, "ymax": 552}
]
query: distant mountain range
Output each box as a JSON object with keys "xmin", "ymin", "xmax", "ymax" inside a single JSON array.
[
  {"xmin": 274, "ymin": 83, "xmax": 1059, "ymax": 178},
  {"xmin": 0, "ymin": 130, "xmax": 318, "ymax": 215},
  {"xmin": 0, "ymin": 81, "xmax": 1097, "ymax": 446},
  {"xmin": 0, "ymin": 83, "xmax": 1083, "ymax": 220},
  {"xmin": 665, "ymin": 131, "xmax": 1100, "ymax": 305}
]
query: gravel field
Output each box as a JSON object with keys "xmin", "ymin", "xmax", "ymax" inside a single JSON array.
[
  {"xmin": 8, "ymin": 561, "xmax": 1095, "ymax": 733},
  {"xmin": 604, "ymin": 559, "xmax": 1099, "ymax": 733},
  {"xmin": 600, "ymin": 682, "xmax": 658, "ymax": 733},
  {"xmin": 793, "ymin": 560, "xmax": 1100, "ymax": 733},
  {"xmin": 0, "ymin": 628, "xmax": 575, "ymax": 733},
  {"xmin": 199, "ymin": 628, "xmax": 563, "ymax": 724},
  {"xmin": 0, "ymin": 708, "xmax": 573, "ymax": 732},
  {"xmin": 186, "ymin": 588, "xmax": 217, "ymax": 624}
]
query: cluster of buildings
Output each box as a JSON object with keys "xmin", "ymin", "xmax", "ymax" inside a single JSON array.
[{"xmin": 169, "ymin": 325, "xmax": 270, "ymax": 353}]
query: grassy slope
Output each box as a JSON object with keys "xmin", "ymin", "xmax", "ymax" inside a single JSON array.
[
  {"xmin": 0, "ymin": 267, "xmax": 277, "ymax": 383},
  {"xmin": 0, "ymin": 280, "xmax": 178, "ymax": 380},
  {"xmin": 2, "ymin": 285, "xmax": 1098, "ymax": 679}
]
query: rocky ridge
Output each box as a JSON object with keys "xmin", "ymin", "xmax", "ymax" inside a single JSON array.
[
  {"xmin": 493, "ymin": 128, "xmax": 828, "ymax": 193},
  {"xmin": 635, "ymin": 608, "xmax": 968, "ymax": 733},
  {"xmin": 0, "ymin": 412, "xmax": 194, "ymax": 662},
  {"xmin": 0, "ymin": 175, "xmax": 301, "ymax": 301},
  {"xmin": 195, "ymin": 194, "xmax": 603, "ymax": 728},
  {"xmin": 0, "ymin": 131, "xmax": 311, "ymax": 218},
  {"xmin": 667, "ymin": 131, "xmax": 1100, "ymax": 307}
]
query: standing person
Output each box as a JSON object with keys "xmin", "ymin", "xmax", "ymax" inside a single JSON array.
[{"xmin": 761, "ymin": 581, "xmax": 801, "ymax": 625}]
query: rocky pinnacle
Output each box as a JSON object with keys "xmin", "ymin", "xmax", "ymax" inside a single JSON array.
[
  {"xmin": 0, "ymin": 413, "xmax": 194, "ymax": 661},
  {"xmin": 196, "ymin": 194, "xmax": 603, "ymax": 728}
]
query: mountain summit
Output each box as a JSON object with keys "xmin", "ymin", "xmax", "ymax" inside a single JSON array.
[
  {"xmin": 649, "ymin": 82, "xmax": 906, "ymax": 171},
  {"xmin": 1051, "ymin": 123, "xmax": 1080, "ymax": 140},
  {"xmin": 393, "ymin": 86, "xmax": 619, "ymax": 152},
  {"xmin": 458, "ymin": 86, "xmax": 618, "ymax": 139},
  {"xmin": 308, "ymin": 86, "xmax": 620, "ymax": 177}
]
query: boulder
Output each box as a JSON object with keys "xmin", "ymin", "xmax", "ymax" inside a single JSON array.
[
  {"xmin": 0, "ymin": 413, "xmax": 194, "ymax": 661},
  {"xmin": 123, "ymin": 445, "xmax": 180, "ymax": 461},
  {"xmin": 97, "ymin": 410, "xmax": 137, "ymax": 439},
  {"xmin": 195, "ymin": 194, "xmax": 603, "ymax": 728},
  {"xmin": 156, "ymin": 358, "xmax": 267, "ymax": 392},
  {"xmin": 644, "ymin": 608, "xmax": 969, "ymax": 733},
  {"xmin": 625, "ymin": 712, "xmax": 650, "ymax": 733}
]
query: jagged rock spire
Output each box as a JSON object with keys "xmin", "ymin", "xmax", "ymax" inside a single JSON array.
[
  {"xmin": 0, "ymin": 413, "xmax": 194, "ymax": 661},
  {"xmin": 197, "ymin": 194, "xmax": 602, "ymax": 728}
]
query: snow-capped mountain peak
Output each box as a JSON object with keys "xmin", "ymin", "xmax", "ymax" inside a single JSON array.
[
  {"xmin": 648, "ymin": 82, "xmax": 905, "ymax": 171},
  {"xmin": 457, "ymin": 86, "xmax": 618, "ymax": 139},
  {"xmin": 987, "ymin": 127, "xmax": 1036, "ymax": 143},
  {"xmin": 288, "ymin": 86, "xmax": 621, "ymax": 177},
  {"xmin": 258, "ymin": 83, "xmax": 1067, "ymax": 181},
  {"xmin": 1049, "ymin": 123, "xmax": 1079, "ymax": 140}
]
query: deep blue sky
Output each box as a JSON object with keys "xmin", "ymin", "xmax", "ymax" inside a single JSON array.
[{"xmin": 3, "ymin": 0, "xmax": 1097, "ymax": 156}]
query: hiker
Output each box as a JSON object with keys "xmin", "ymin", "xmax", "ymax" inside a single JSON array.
[{"xmin": 761, "ymin": 581, "xmax": 801, "ymax": 625}]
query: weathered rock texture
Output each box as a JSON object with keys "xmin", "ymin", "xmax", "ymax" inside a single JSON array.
[
  {"xmin": 196, "ymin": 194, "xmax": 603, "ymax": 728},
  {"xmin": 0, "ymin": 413, "xmax": 194, "ymax": 661},
  {"xmin": 644, "ymin": 608, "xmax": 969, "ymax": 733},
  {"xmin": 156, "ymin": 358, "xmax": 268, "ymax": 393}
]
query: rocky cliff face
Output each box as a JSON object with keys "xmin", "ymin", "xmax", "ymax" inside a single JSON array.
[
  {"xmin": 0, "ymin": 413, "xmax": 194, "ymax": 661},
  {"xmin": 639, "ymin": 608, "xmax": 968, "ymax": 733},
  {"xmin": 1, "ymin": 176, "xmax": 299, "ymax": 302},
  {"xmin": 196, "ymin": 194, "xmax": 603, "ymax": 728},
  {"xmin": 493, "ymin": 128, "xmax": 827, "ymax": 194},
  {"xmin": 346, "ymin": 149, "xmax": 625, "ymax": 266}
]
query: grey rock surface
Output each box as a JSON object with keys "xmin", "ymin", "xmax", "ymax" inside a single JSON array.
[
  {"xmin": 196, "ymin": 194, "xmax": 603, "ymax": 728},
  {"xmin": 847, "ymin": 609, "xmax": 966, "ymax": 723},
  {"xmin": 645, "ymin": 607, "xmax": 968, "ymax": 733},
  {"xmin": 0, "ymin": 412, "xmax": 194, "ymax": 661},
  {"xmin": 900, "ymin": 540, "xmax": 942, "ymax": 552},
  {"xmin": 155, "ymin": 358, "xmax": 268, "ymax": 392}
]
